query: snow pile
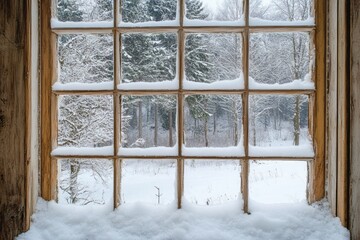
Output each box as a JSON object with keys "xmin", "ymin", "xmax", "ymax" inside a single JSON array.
[
  {"xmin": 52, "ymin": 146, "xmax": 114, "ymax": 156},
  {"xmin": 18, "ymin": 199, "xmax": 349, "ymax": 240},
  {"xmin": 53, "ymin": 82, "xmax": 114, "ymax": 91},
  {"xmin": 51, "ymin": 19, "xmax": 113, "ymax": 28}
]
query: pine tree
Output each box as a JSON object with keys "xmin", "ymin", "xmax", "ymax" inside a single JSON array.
[
  {"xmin": 147, "ymin": 0, "xmax": 177, "ymax": 21},
  {"xmin": 185, "ymin": 0, "xmax": 208, "ymax": 20},
  {"xmin": 183, "ymin": 0, "xmax": 214, "ymax": 147},
  {"xmin": 57, "ymin": 0, "xmax": 83, "ymax": 22},
  {"xmin": 121, "ymin": 0, "xmax": 149, "ymax": 23},
  {"xmin": 92, "ymin": 0, "xmax": 113, "ymax": 21}
]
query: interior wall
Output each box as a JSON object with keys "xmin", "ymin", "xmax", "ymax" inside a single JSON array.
[
  {"xmin": 349, "ymin": 0, "xmax": 360, "ymax": 238},
  {"xmin": 0, "ymin": 0, "xmax": 28, "ymax": 239}
]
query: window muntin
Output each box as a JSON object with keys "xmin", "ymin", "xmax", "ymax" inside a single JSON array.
[{"xmin": 47, "ymin": 0, "xmax": 322, "ymax": 211}]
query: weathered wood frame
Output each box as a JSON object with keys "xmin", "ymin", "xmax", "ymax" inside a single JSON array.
[{"xmin": 40, "ymin": 0, "xmax": 326, "ymax": 211}]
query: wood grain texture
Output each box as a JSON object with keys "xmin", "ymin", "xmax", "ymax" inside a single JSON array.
[
  {"xmin": 337, "ymin": 0, "xmax": 349, "ymax": 226},
  {"xmin": 308, "ymin": 0, "xmax": 326, "ymax": 203},
  {"xmin": 0, "ymin": 0, "xmax": 28, "ymax": 238},
  {"xmin": 41, "ymin": 0, "xmax": 57, "ymax": 201},
  {"xmin": 326, "ymin": 0, "xmax": 338, "ymax": 217},
  {"xmin": 350, "ymin": 0, "xmax": 360, "ymax": 237}
]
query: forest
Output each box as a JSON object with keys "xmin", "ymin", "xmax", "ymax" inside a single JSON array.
[{"xmin": 54, "ymin": 0, "xmax": 313, "ymax": 206}]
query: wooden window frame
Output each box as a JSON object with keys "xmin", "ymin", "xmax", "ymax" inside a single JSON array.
[{"xmin": 40, "ymin": 0, "xmax": 326, "ymax": 211}]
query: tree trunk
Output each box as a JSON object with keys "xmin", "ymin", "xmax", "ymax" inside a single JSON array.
[
  {"xmin": 293, "ymin": 96, "xmax": 300, "ymax": 145},
  {"xmin": 213, "ymin": 114, "xmax": 216, "ymax": 135},
  {"xmin": 204, "ymin": 117, "xmax": 209, "ymax": 147},
  {"xmin": 169, "ymin": 110, "xmax": 173, "ymax": 146},
  {"xmin": 138, "ymin": 101, "xmax": 143, "ymax": 139},
  {"xmin": 70, "ymin": 160, "xmax": 80, "ymax": 204},
  {"xmin": 154, "ymin": 103, "xmax": 158, "ymax": 146},
  {"xmin": 252, "ymin": 114, "xmax": 257, "ymax": 146},
  {"xmin": 233, "ymin": 102, "xmax": 238, "ymax": 146}
]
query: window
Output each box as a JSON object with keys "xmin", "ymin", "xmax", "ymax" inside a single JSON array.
[{"xmin": 41, "ymin": 0, "xmax": 325, "ymax": 211}]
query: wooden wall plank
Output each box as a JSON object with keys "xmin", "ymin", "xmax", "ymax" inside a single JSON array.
[
  {"xmin": 326, "ymin": 0, "xmax": 338, "ymax": 217},
  {"xmin": 336, "ymin": 0, "xmax": 349, "ymax": 226},
  {"xmin": 349, "ymin": 0, "xmax": 360, "ymax": 237},
  {"xmin": 0, "ymin": 0, "xmax": 28, "ymax": 238}
]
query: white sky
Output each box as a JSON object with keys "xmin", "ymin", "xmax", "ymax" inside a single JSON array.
[{"xmin": 201, "ymin": 0, "xmax": 272, "ymax": 12}]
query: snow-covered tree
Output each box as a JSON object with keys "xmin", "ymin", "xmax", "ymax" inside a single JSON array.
[{"xmin": 57, "ymin": 0, "xmax": 83, "ymax": 22}]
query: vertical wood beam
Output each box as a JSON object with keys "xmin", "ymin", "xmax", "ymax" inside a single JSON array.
[
  {"xmin": 308, "ymin": 0, "xmax": 326, "ymax": 203},
  {"xmin": 0, "ymin": 0, "xmax": 27, "ymax": 238},
  {"xmin": 349, "ymin": 0, "xmax": 360, "ymax": 237},
  {"xmin": 336, "ymin": 0, "xmax": 349, "ymax": 226},
  {"xmin": 326, "ymin": 0, "xmax": 338, "ymax": 217},
  {"xmin": 41, "ymin": 0, "xmax": 57, "ymax": 200}
]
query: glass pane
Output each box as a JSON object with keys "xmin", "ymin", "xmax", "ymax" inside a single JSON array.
[
  {"xmin": 56, "ymin": 0, "xmax": 113, "ymax": 22},
  {"xmin": 249, "ymin": 32, "xmax": 313, "ymax": 89},
  {"xmin": 249, "ymin": 161, "xmax": 307, "ymax": 205},
  {"xmin": 58, "ymin": 159, "xmax": 113, "ymax": 205},
  {"xmin": 121, "ymin": 160, "xmax": 176, "ymax": 205},
  {"xmin": 121, "ymin": 95, "xmax": 177, "ymax": 150},
  {"xmin": 184, "ymin": 160, "xmax": 241, "ymax": 206},
  {"xmin": 249, "ymin": 0, "xmax": 314, "ymax": 25},
  {"xmin": 249, "ymin": 95, "xmax": 312, "ymax": 156},
  {"xmin": 58, "ymin": 95, "xmax": 114, "ymax": 149},
  {"xmin": 120, "ymin": 33, "xmax": 177, "ymax": 89},
  {"xmin": 185, "ymin": 0, "xmax": 244, "ymax": 25},
  {"xmin": 184, "ymin": 95, "xmax": 243, "ymax": 148},
  {"xmin": 56, "ymin": 34, "xmax": 113, "ymax": 89},
  {"xmin": 185, "ymin": 33, "xmax": 243, "ymax": 89},
  {"xmin": 121, "ymin": 0, "xmax": 178, "ymax": 24}
]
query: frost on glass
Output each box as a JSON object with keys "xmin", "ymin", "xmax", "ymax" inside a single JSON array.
[
  {"xmin": 249, "ymin": 32, "xmax": 312, "ymax": 89},
  {"xmin": 249, "ymin": 0, "xmax": 314, "ymax": 25},
  {"xmin": 120, "ymin": 33, "xmax": 177, "ymax": 86},
  {"xmin": 249, "ymin": 161, "xmax": 307, "ymax": 204},
  {"xmin": 58, "ymin": 159, "xmax": 113, "ymax": 205},
  {"xmin": 184, "ymin": 160, "xmax": 241, "ymax": 206},
  {"xmin": 121, "ymin": 95, "xmax": 177, "ymax": 149},
  {"xmin": 185, "ymin": 0, "xmax": 244, "ymax": 25},
  {"xmin": 184, "ymin": 95, "xmax": 243, "ymax": 148},
  {"xmin": 121, "ymin": 160, "xmax": 176, "ymax": 205},
  {"xmin": 120, "ymin": 0, "xmax": 178, "ymax": 24},
  {"xmin": 58, "ymin": 95, "xmax": 114, "ymax": 148},
  {"xmin": 57, "ymin": 34, "xmax": 113, "ymax": 86},
  {"xmin": 185, "ymin": 33, "xmax": 243, "ymax": 88},
  {"xmin": 249, "ymin": 95, "xmax": 310, "ymax": 148},
  {"xmin": 56, "ymin": 0, "xmax": 113, "ymax": 22}
]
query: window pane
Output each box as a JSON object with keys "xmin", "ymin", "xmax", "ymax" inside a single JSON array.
[
  {"xmin": 56, "ymin": 34, "xmax": 113, "ymax": 90},
  {"xmin": 249, "ymin": 161, "xmax": 307, "ymax": 205},
  {"xmin": 121, "ymin": 160, "xmax": 176, "ymax": 205},
  {"xmin": 184, "ymin": 160, "xmax": 241, "ymax": 206},
  {"xmin": 185, "ymin": 33, "xmax": 243, "ymax": 89},
  {"xmin": 58, "ymin": 159, "xmax": 113, "ymax": 206},
  {"xmin": 120, "ymin": 0, "xmax": 178, "ymax": 25},
  {"xmin": 249, "ymin": 95, "xmax": 313, "ymax": 157},
  {"xmin": 56, "ymin": 0, "xmax": 113, "ymax": 22},
  {"xmin": 249, "ymin": 0, "xmax": 314, "ymax": 25},
  {"xmin": 185, "ymin": 0, "xmax": 244, "ymax": 25},
  {"xmin": 120, "ymin": 33, "xmax": 178, "ymax": 89},
  {"xmin": 58, "ymin": 95, "xmax": 114, "ymax": 149},
  {"xmin": 184, "ymin": 95, "xmax": 243, "ymax": 151},
  {"xmin": 249, "ymin": 32, "xmax": 313, "ymax": 89},
  {"xmin": 120, "ymin": 95, "xmax": 177, "ymax": 154}
]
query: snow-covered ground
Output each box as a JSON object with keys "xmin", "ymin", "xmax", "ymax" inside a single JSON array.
[
  {"xmin": 18, "ymin": 160, "xmax": 349, "ymax": 240},
  {"xmin": 18, "ymin": 199, "xmax": 349, "ymax": 240}
]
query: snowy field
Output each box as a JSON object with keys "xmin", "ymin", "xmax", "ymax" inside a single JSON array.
[{"xmin": 18, "ymin": 161, "xmax": 349, "ymax": 240}]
